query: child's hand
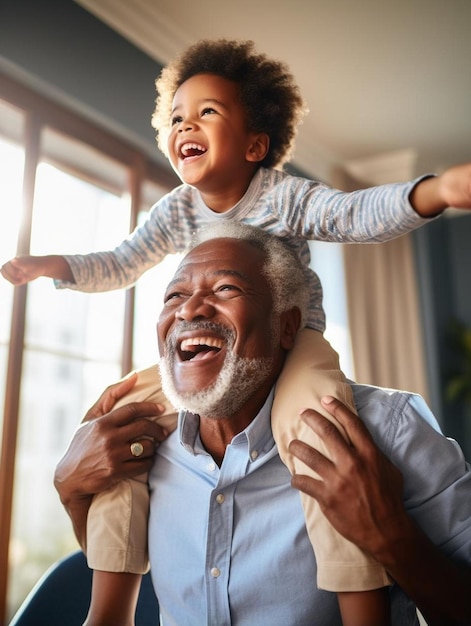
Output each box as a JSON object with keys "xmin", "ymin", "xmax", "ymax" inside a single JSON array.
[
  {"xmin": 438, "ymin": 162, "xmax": 471, "ymax": 210},
  {"xmin": 0, "ymin": 255, "xmax": 45, "ymax": 285},
  {"xmin": 0, "ymin": 254, "xmax": 74, "ymax": 284},
  {"xmin": 410, "ymin": 162, "xmax": 471, "ymax": 217}
]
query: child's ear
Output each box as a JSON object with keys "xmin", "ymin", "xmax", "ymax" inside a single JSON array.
[{"xmin": 246, "ymin": 133, "xmax": 270, "ymax": 163}]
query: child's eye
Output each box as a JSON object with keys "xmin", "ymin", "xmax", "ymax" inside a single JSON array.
[
  {"xmin": 201, "ymin": 107, "xmax": 217, "ymax": 117},
  {"xmin": 171, "ymin": 115, "xmax": 183, "ymax": 126}
]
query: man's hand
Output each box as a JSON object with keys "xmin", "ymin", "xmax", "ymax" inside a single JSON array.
[
  {"xmin": 55, "ymin": 374, "xmax": 169, "ymax": 502},
  {"xmin": 54, "ymin": 374, "xmax": 170, "ymax": 548},
  {"xmin": 290, "ymin": 396, "xmax": 471, "ymax": 624},
  {"xmin": 289, "ymin": 396, "xmax": 405, "ymax": 557}
]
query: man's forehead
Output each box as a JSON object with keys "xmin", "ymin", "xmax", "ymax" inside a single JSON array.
[
  {"xmin": 169, "ymin": 237, "xmax": 264, "ymax": 284},
  {"xmin": 186, "ymin": 237, "xmax": 262, "ymax": 265}
]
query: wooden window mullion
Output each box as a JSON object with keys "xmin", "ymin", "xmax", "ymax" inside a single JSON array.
[{"xmin": 0, "ymin": 111, "xmax": 41, "ymax": 624}]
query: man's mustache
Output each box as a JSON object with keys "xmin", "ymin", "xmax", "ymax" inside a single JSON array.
[{"xmin": 164, "ymin": 321, "xmax": 235, "ymax": 354}]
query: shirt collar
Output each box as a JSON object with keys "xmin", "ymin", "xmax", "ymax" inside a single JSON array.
[{"xmin": 178, "ymin": 388, "xmax": 275, "ymax": 463}]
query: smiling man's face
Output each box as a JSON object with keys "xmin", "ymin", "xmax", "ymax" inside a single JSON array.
[{"xmin": 157, "ymin": 238, "xmax": 286, "ymax": 418}]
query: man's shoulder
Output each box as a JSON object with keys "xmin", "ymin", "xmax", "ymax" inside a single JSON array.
[
  {"xmin": 351, "ymin": 381, "xmax": 420, "ymax": 412},
  {"xmin": 350, "ymin": 381, "xmax": 438, "ymax": 438}
]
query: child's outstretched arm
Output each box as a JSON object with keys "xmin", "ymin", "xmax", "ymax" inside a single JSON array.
[
  {"xmin": 0, "ymin": 254, "xmax": 74, "ymax": 285},
  {"xmin": 410, "ymin": 162, "xmax": 471, "ymax": 216}
]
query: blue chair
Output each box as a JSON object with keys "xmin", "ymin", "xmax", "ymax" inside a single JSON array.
[{"xmin": 9, "ymin": 551, "xmax": 159, "ymax": 625}]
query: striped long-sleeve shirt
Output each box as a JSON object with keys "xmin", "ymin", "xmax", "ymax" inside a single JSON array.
[{"xmin": 59, "ymin": 167, "xmax": 432, "ymax": 332}]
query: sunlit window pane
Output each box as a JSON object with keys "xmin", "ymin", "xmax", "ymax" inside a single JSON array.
[
  {"xmin": 26, "ymin": 160, "xmax": 129, "ymax": 370},
  {"xmin": 8, "ymin": 352, "xmax": 90, "ymax": 614},
  {"xmin": 133, "ymin": 192, "xmax": 182, "ymax": 369},
  {"xmin": 9, "ymin": 147, "xmax": 131, "ymax": 618},
  {"xmin": 31, "ymin": 161, "xmax": 130, "ymax": 253},
  {"xmin": 309, "ymin": 240, "xmax": 354, "ymax": 378}
]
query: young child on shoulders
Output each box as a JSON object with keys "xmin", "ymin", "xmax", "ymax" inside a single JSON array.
[{"xmin": 3, "ymin": 38, "xmax": 471, "ymax": 626}]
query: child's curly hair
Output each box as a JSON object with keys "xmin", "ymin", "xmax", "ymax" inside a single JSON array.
[{"xmin": 152, "ymin": 39, "xmax": 307, "ymax": 169}]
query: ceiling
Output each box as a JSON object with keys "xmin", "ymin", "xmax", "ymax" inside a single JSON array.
[{"xmin": 75, "ymin": 0, "xmax": 471, "ymax": 183}]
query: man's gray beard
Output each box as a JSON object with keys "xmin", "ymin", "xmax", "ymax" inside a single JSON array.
[{"xmin": 159, "ymin": 323, "xmax": 274, "ymax": 418}]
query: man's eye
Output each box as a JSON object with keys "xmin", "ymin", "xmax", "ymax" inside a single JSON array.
[
  {"xmin": 164, "ymin": 292, "xmax": 183, "ymax": 303},
  {"xmin": 216, "ymin": 284, "xmax": 241, "ymax": 294}
]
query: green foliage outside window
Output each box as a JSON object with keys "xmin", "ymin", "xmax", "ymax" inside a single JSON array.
[{"xmin": 446, "ymin": 319, "xmax": 471, "ymax": 406}]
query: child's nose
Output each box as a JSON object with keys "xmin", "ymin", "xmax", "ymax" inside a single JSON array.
[{"xmin": 178, "ymin": 117, "xmax": 196, "ymax": 132}]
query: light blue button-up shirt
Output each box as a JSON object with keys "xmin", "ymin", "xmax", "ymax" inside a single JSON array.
[{"xmin": 148, "ymin": 384, "xmax": 471, "ymax": 625}]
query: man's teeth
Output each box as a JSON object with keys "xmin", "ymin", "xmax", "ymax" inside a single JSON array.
[{"xmin": 180, "ymin": 337, "xmax": 224, "ymax": 351}]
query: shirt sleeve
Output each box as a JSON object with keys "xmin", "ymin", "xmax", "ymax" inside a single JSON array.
[
  {"xmin": 282, "ymin": 175, "xmax": 437, "ymax": 244},
  {"xmin": 358, "ymin": 387, "xmax": 471, "ymax": 565}
]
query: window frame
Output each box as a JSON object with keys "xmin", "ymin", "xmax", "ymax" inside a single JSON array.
[{"xmin": 0, "ymin": 73, "xmax": 177, "ymax": 622}]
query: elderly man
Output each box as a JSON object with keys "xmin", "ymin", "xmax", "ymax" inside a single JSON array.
[{"xmin": 55, "ymin": 222, "xmax": 471, "ymax": 625}]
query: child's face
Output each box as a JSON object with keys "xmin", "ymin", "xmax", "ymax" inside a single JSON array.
[{"xmin": 167, "ymin": 73, "xmax": 264, "ymax": 198}]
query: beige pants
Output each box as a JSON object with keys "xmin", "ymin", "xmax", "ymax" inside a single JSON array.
[
  {"xmin": 87, "ymin": 365, "xmax": 177, "ymax": 574},
  {"xmin": 272, "ymin": 329, "xmax": 391, "ymax": 591},
  {"xmin": 87, "ymin": 332, "xmax": 391, "ymax": 591}
]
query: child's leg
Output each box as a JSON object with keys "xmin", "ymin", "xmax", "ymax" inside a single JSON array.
[
  {"xmin": 85, "ymin": 365, "xmax": 177, "ymax": 625},
  {"xmin": 87, "ymin": 364, "xmax": 177, "ymax": 574},
  {"xmin": 83, "ymin": 571, "xmax": 142, "ymax": 626},
  {"xmin": 87, "ymin": 365, "xmax": 176, "ymax": 574},
  {"xmin": 338, "ymin": 588, "xmax": 391, "ymax": 626},
  {"xmin": 272, "ymin": 329, "xmax": 391, "ymax": 622}
]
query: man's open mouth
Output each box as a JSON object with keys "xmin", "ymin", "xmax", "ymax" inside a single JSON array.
[
  {"xmin": 179, "ymin": 142, "xmax": 207, "ymax": 159},
  {"xmin": 178, "ymin": 336, "xmax": 224, "ymax": 361}
]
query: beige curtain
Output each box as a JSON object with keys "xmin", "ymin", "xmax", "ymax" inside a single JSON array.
[{"xmin": 332, "ymin": 167, "xmax": 430, "ymax": 401}]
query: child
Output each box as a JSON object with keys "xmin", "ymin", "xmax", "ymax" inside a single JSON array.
[{"xmin": 3, "ymin": 38, "xmax": 471, "ymax": 625}]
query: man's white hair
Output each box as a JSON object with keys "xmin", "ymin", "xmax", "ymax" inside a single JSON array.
[{"xmin": 189, "ymin": 222, "xmax": 309, "ymax": 325}]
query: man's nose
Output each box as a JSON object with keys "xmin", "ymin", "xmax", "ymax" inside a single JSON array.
[{"xmin": 176, "ymin": 292, "xmax": 214, "ymax": 320}]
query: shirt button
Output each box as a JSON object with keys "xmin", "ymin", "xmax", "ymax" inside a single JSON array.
[
  {"xmin": 210, "ymin": 567, "xmax": 221, "ymax": 578},
  {"xmin": 206, "ymin": 462, "xmax": 216, "ymax": 472},
  {"xmin": 250, "ymin": 449, "xmax": 259, "ymax": 461},
  {"xmin": 216, "ymin": 493, "xmax": 225, "ymax": 504}
]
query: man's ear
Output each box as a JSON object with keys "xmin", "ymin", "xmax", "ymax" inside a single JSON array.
[
  {"xmin": 246, "ymin": 133, "xmax": 270, "ymax": 163},
  {"xmin": 279, "ymin": 307, "xmax": 302, "ymax": 350}
]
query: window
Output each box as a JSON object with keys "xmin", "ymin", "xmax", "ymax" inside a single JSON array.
[
  {"xmin": 0, "ymin": 80, "xmax": 175, "ymax": 622},
  {"xmin": 309, "ymin": 240, "xmax": 354, "ymax": 378}
]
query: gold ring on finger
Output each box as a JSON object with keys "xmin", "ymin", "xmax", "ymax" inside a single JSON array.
[{"xmin": 130, "ymin": 442, "xmax": 144, "ymax": 457}]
